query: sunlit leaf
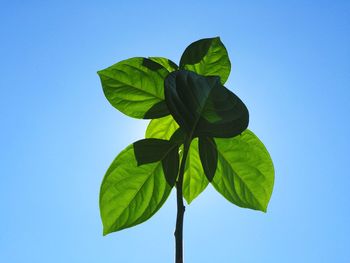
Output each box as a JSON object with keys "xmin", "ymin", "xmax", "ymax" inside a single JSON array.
[
  {"xmin": 211, "ymin": 130, "xmax": 274, "ymax": 212},
  {"xmin": 183, "ymin": 138, "xmax": 209, "ymax": 204},
  {"xmin": 146, "ymin": 116, "xmax": 208, "ymax": 203},
  {"xmin": 180, "ymin": 37, "xmax": 231, "ymax": 84},
  {"xmin": 98, "ymin": 57, "xmax": 170, "ymax": 119},
  {"xmin": 146, "ymin": 115, "xmax": 179, "ymax": 140},
  {"xmin": 149, "ymin": 57, "xmax": 178, "ymax": 72},
  {"xmin": 100, "ymin": 144, "xmax": 171, "ymax": 235}
]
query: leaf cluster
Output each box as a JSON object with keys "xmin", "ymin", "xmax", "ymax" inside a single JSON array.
[{"xmin": 98, "ymin": 37, "xmax": 274, "ymax": 235}]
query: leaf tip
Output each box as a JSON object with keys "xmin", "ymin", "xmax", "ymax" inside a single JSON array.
[
  {"xmin": 259, "ymin": 204, "xmax": 269, "ymax": 213},
  {"xmin": 102, "ymin": 227, "xmax": 110, "ymax": 236}
]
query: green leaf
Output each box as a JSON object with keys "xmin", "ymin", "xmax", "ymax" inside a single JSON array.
[
  {"xmin": 183, "ymin": 138, "xmax": 209, "ymax": 204},
  {"xmin": 134, "ymin": 138, "xmax": 174, "ymax": 165},
  {"xmin": 149, "ymin": 57, "xmax": 178, "ymax": 72},
  {"xmin": 211, "ymin": 130, "xmax": 274, "ymax": 212},
  {"xmin": 198, "ymin": 137, "xmax": 218, "ymax": 182},
  {"xmin": 98, "ymin": 57, "xmax": 170, "ymax": 119},
  {"xmin": 133, "ymin": 138, "xmax": 179, "ymax": 186},
  {"xmin": 146, "ymin": 115, "xmax": 179, "ymax": 140},
  {"xmin": 161, "ymin": 145, "xmax": 180, "ymax": 187},
  {"xmin": 180, "ymin": 37, "xmax": 231, "ymax": 84},
  {"xmin": 100, "ymin": 144, "xmax": 172, "ymax": 235},
  {"xmin": 164, "ymin": 70, "xmax": 249, "ymax": 138},
  {"xmin": 146, "ymin": 116, "xmax": 208, "ymax": 204}
]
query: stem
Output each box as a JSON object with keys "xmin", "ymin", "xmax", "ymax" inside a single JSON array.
[{"xmin": 175, "ymin": 140, "xmax": 190, "ymax": 263}]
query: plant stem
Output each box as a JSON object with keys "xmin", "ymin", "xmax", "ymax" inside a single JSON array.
[{"xmin": 175, "ymin": 140, "xmax": 190, "ymax": 263}]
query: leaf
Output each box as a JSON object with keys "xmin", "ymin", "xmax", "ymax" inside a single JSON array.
[
  {"xmin": 164, "ymin": 70, "xmax": 249, "ymax": 138},
  {"xmin": 149, "ymin": 57, "xmax": 178, "ymax": 72},
  {"xmin": 98, "ymin": 57, "xmax": 170, "ymax": 119},
  {"xmin": 183, "ymin": 138, "xmax": 209, "ymax": 204},
  {"xmin": 133, "ymin": 138, "xmax": 179, "ymax": 186},
  {"xmin": 133, "ymin": 138, "xmax": 174, "ymax": 165},
  {"xmin": 198, "ymin": 137, "xmax": 218, "ymax": 182},
  {"xmin": 180, "ymin": 37, "xmax": 231, "ymax": 84},
  {"xmin": 146, "ymin": 115, "xmax": 179, "ymax": 140},
  {"xmin": 210, "ymin": 130, "xmax": 274, "ymax": 212},
  {"xmin": 146, "ymin": 116, "xmax": 208, "ymax": 203},
  {"xmin": 161, "ymin": 145, "xmax": 180, "ymax": 187},
  {"xmin": 100, "ymin": 144, "xmax": 172, "ymax": 235}
]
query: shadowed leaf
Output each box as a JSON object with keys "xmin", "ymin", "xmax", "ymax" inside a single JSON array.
[
  {"xmin": 133, "ymin": 138, "xmax": 179, "ymax": 186},
  {"xmin": 198, "ymin": 137, "xmax": 218, "ymax": 181},
  {"xmin": 164, "ymin": 70, "xmax": 249, "ymax": 138}
]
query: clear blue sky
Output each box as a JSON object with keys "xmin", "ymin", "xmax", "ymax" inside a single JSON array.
[{"xmin": 1, "ymin": 1, "xmax": 349, "ymax": 262}]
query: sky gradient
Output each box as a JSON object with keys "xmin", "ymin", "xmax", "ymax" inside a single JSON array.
[{"xmin": 1, "ymin": 1, "xmax": 350, "ymax": 262}]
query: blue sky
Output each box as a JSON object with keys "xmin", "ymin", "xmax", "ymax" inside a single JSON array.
[{"xmin": 1, "ymin": 1, "xmax": 349, "ymax": 262}]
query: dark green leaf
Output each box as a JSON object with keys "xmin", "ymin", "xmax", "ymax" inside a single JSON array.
[
  {"xmin": 100, "ymin": 144, "xmax": 171, "ymax": 235},
  {"xmin": 162, "ymin": 146, "xmax": 179, "ymax": 186},
  {"xmin": 198, "ymin": 137, "xmax": 218, "ymax": 181},
  {"xmin": 133, "ymin": 138, "xmax": 179, "ymax": 186},
  {"xmin": 180, "ymin": 37, "xmax": 231, "ymax": 84},
  {"xmin": 164, "ymin": 70, "xmax": 249, "ymax": 138},
  {"xmin": 133, "ymin": 138, "xmax": 174, "ymax": 165},
  {"xmin": 169, "ymin": 128, "xmax": 185, "ymax": 145},
  {"xmin": 98, "ymin": 57, "xmax": 170, "ymax": 119},
  {"xmin": 149, "ymin": 57, "xmax": 178, "ymax": 72},
  {"xmin": 211, "ymin": 130, "xmax": 274, "ymax": 212}
]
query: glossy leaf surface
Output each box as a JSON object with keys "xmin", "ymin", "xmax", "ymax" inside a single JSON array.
[
  {"xmin": 211, "ymin": 130, "xmax": 274, "ymax": 212},
  {"xmin": 98, "ymin": 57, "xmax": 170, "ymax": 119},
  {"xmin": 100, "ymin": 144, "xmax": 171, "ymax": 235},
  {"xmin": 180, "ymin": 37, "xmax": 231, "ymax": 84},
  {"xmin": 164, "ymin": 70, "xmax": 249, "ymax": 138}
]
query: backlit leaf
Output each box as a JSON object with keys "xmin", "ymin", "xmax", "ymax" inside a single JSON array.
[
  {"xmin": 149, "ymin": 57, "xmax": 178, "ymax": 72},
  {"xmin": 211, "ymin": 130, "xmax": 274, "ymax": 212},
  {"xmin": 98, "ymin": 57, "xmax": 170, "ymax": 119},
  {"xmin": 183, "ymin": 138, "xmax": 209, "ymax": 204},
  {"xmin": 145, "ymin": 115, "xmax": 179, "ymax": 140},
  {"xmin": 100, "ymin": 144, "xmax": 171, "ymax": 235},
  {"xmin": 180, "ymin": 37, "xmax": 231, "ymax": 84},
  {"xmin": 146, "ymin": 116, "xmax": 208, "ymax": 203}
]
